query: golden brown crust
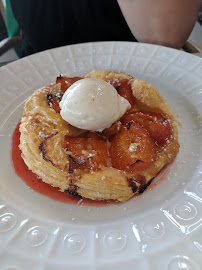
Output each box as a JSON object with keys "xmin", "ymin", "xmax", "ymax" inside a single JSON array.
[{"xmin": 20, "ymin": 70, "xmax": 179, "ymax": 202}]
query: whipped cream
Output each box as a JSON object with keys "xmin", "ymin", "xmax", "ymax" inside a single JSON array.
[{"xmin": 59, "ymin": 78, "xmax": 131, "ymax": 131}]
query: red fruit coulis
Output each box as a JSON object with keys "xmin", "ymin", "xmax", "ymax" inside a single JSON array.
[
  {"xmin": 12, "ymin": 122, "xmax": 171, "ymax": 206},
  {"xmin": 11, "ymin": 122, "xmax": 112, "ymax": 206}
]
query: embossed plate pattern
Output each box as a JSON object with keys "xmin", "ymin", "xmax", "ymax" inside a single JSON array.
[{"xmin": 0, "ymin": 42, "xmax": 201, "ymax": 270}]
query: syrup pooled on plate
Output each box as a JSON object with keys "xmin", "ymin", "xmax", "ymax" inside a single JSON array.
[
  {"xmin": 12, "ymin": 121, "xmax": 172, "ymax": 205},
  {"xmin": 12, "ymin": 122, "xmax": 113, "ymax": 206}
]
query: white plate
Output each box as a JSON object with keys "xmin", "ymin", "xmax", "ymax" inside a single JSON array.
[{"xmin": 0, "ymin": 42, "xmax": 202, "ymax": 270}]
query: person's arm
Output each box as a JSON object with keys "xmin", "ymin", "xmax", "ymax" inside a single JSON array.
[{"xmin": 117, "ymin": 0, "xmax": 202, "ymax": 49}]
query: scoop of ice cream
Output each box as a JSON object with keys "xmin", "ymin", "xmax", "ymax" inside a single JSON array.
[{"xmin": 59, "ymin": 78, "xmax": 131, "ymax": 131}]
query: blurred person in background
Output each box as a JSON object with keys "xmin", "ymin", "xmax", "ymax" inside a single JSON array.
[{"xmin": 8, "ymin": 0, "xmax": 202, "ymax": 57}]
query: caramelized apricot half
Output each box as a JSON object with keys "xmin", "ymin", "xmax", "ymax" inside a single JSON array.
[
  {"xmin": 65, "ymin": 133, "xmax": 110, "ymax": 170},
  {"xmin": 101, "ymin": 121, "xmax": 122, "ymax": 137},
  {"xmin": 48, "ymin": 76, "xmax": 82, "ymax": 113},
  {"xmin": 56, "ymin": 76, "xmax": 82, "ymax": 93},
  {"xmin": 109, "ymin": 122, "xmax": 155, "ymax": 172},
  {"xmin": 46, "ymin": 93, "xmax": 61, "ymax": 113},
  {"xmin": 121, "ymin": 112, "xmax": 172, "ymax": 145},
  {"xmin": 109, "ymin": 79, "xmax": 136, "ymax": 113}
]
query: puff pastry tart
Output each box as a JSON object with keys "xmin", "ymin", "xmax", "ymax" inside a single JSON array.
[{"xmin": 20, "ymin": 70, "xmax": 179, "ymax": 202}]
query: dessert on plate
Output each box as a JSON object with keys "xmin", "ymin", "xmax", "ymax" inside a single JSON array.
[{"xmin": 19, "ymin": 70, "xmax": 179, "ymax": 202}]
